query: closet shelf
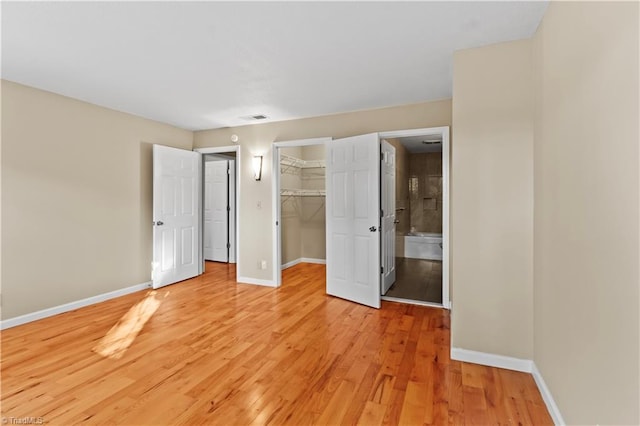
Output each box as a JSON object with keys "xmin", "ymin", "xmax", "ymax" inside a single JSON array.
[
  {"xmin": 281, "ymin": 189, "xmax": 326, "ymax": 197},
  {"xmin": 280, "ymin": 154, "xmax": 325, "ymax": 170}
]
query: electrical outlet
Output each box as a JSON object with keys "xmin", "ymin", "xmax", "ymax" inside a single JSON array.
[{"xmin": 261, "ymin": 260, "xmax": 267, "ymax": 270}]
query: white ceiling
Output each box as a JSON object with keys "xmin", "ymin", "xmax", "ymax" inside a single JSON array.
[{"xmin": 1, "ymin": 1, "xmax": 548, "ymax": 131}]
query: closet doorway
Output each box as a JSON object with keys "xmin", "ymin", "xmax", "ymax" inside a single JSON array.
[{"xmin": 272, "ymin": 138, "xmax": 332, "ymax": 287}]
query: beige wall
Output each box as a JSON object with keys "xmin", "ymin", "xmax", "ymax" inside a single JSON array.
[
  {"xmin": 279, "ymin": 146, "xmax": 303, "ymax": 265},
  {"xmin": 451, "ymin": 39, "xmax": 534, "ymax": 359},
  {"xmin": 533, "ymin": 2, "xmax": 639, "ymax": 424},
  {"xmin": 194, "ymin": 100, "xmax": 452, "ymax": 281},
  {"xmin": 300, "ymin": 145, "xmax": 326, "ymax": 261},
  {"xmin": 1, "ymin": 80, "xmax": 193, "ymax": 319}
]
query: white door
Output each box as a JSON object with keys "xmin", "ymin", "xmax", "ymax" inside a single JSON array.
[
  {"xmin": 381, "ymin": 140, "xmax": 396, "ymax": 294},
  {"xmin": 204, "ymin": 160, "xmax": 229, "ymax": 262},
  {"xmin": 325, "ymin": 133, "xmax": 381, "ymax": 308},
  {"xmin": 152, "ymin": 145, "xmax": 201, "ymax": 289}
]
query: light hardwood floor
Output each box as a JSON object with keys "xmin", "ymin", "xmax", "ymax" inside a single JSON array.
[{"xmin": 1, "ymin": 262, "xmax": 552, "ymax": 425}]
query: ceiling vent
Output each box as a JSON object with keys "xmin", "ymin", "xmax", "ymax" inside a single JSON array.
[
  {"xmin": 421, "ymin": 140, "xmax": 441, "ymax": 145},
  {"xmin": 241, "ymin": 114, "xmax": 269, "ymax": 121}
]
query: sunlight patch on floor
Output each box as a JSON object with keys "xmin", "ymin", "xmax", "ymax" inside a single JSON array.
[{"xmin": 93, "ymin": 290, "xmax": 164, "ymax": 359}]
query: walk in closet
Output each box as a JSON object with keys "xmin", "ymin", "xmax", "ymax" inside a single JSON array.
[{"xmin": 279, "ymin": 145, "xmax": 326, "ymax": 268}]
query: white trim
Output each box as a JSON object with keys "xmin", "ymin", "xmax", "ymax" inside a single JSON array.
[
  {"xmin": 441, "ymin": 129, "xmax": 450, "ymax": 309},
  {"xmin": 378, "ymin": 126, "xmax": 451, "ymax": 309},
  {"xmin": 273, "ymin": 137, "xmax": 331, "ymax": 148},
  {"xmin": 450, "ymin": 348, "xmax": 565, "ymax": 425},
  {"xmin": 282, "ymin": 257, "xmax": 326, "ymax": 270},
  {"xmin": 532, "ymin": 363, "xmax": 566, "ymax": 426},
  {"xmin": 450, "ymin": 347, "xmax": 533, "ymax": 373},
  {"xmin": 300, "ymin": 257, "xmax": 326, "ymax": 264},
  {"xmin": 0, "ymin": 281, "xmax": 152, "ymax": 330},
  {"xmin": 272, "ymin": 138, "xmax": 332, "ymax": 288},
  {"xmin": 381, "ymin": 296, "xmax": 443, "ymax": 309},
  {"xmin": 378, "ymin": 126, "xmax": 451, "ymax": 140},
  {"xmin": 272, "ymin": 146, "xmax": 282, "ymax": 286},
  {"xmin": 195, "ymin": 146, "xmax": 241, "ymax": 276},
  {"xmin": 281, "ymin": 258, "xmax": 301, "ymax": 269},
  {"xmin": 237, "ymin": 276, "xmax": 277, "ymax": 288}
]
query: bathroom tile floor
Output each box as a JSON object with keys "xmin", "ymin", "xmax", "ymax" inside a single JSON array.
[{"xmin": 384, "ymin": 257, "xmax": 443, "ymax": 304}]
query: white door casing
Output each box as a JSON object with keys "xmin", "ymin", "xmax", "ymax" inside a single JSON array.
[
  {"xmin": 378, "ymin": 126, "xmax": 450, "ymax": 309},
  {"xmin": 381, "ymin": 140, "xmax": 396, "ymax": 294},
  {"xmin": 325, "ymin": 133, "xmax": 381, "ymax": 308},
  {"xmin": 228, "ymin": 160, "xmax": 236, "ymax": 264},
  {"xmin": 203, "ymin": 161, "xmax": 215, "ymax": 260},
  {"xmin": 204, "ymin": 160, "xmax": 229, "ymax": 262},
  {"xmin": 152, "ymin": 145, "xmax": 201, "ymax": 289}
]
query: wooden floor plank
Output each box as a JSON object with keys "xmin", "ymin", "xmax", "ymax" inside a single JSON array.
[{"xmin": 1, "ymin": 262, "xmax": 553, "ymax": 425}]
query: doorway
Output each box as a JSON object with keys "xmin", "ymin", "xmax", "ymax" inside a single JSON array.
[
  {"xmin": 269, "ymin": 128, "xmax": 449, "ymax": 309},
  {"xmin": 195, "ymin": 146, "xmax": 241, "ymax": 280},
  {"xmin": 203, "ymin": 153, "xmax": 236, "ymax": 264},
  {"xmin": 379, "ymin": 127, "xmax": 450, "ymax": 309},
  {"xmin": 272, "ymin": 138, "xmax": 331, "ymax": 287}
]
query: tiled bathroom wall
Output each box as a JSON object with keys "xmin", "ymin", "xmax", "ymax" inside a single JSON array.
[{"xmin": 409, "ymin": 152, "xmax": 443, "ymax": 234}]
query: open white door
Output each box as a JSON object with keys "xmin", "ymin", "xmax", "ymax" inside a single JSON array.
[
  {"xmin": 152, "ymin": 145, "xmax": 201, "ymax": 289},
  {"xmin": 204, "ymin": 160, "xmax": 229, "ymax": 262},
  {"xmin": 325, "ymin": 133, "xmax": 381, "ymax": 308},
  {"xmin": 381, "ymin": 140, "xmax": 396, "ymax": 294}
]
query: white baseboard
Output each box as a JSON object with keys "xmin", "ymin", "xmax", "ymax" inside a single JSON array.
[
  {"xmin": 281, "ymin": 259, "xmax": 301, "ymax": 269},
  {"xmin": 237, "ymin": 276, "xmax": 276, "ymax": 288},
  {"xmin": 451, "ymin": 347, "xmax": 533, "ymax": 372},
  {"xmin": 281, "ymin": 258, "xmax": 326, "ymax": 270},
  {"xmin": 300, "ymin": 257, "xmax": 326, "ymax": 264},
  {"xmin": 0, "ymin": 281, "xmax": 152, "ymax": 330},
  {"xmin": 451, "ymin": 347, "xmax": 564, "ymax": 425},
  {"xmin": 532, "ymin": 363, "xmax": 566, "ymax": 426}
]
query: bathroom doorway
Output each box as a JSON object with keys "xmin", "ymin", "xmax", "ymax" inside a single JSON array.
[{"xmin": 379, "ymin": 127, "xmax": 450, "ymax": 308}]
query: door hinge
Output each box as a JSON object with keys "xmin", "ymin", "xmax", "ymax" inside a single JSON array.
[
  {"xmin": 380, "ymin": 152, "xmax": 384, "ymax": 161},
  {"xmin": 380, "ymin": 266, "xmax": 384, "ymax": 274},
  {"xmin": 227, "ymin": 205, "xmax": 231, "ymax": 212},
  {"xmin": 380, "ymin": 209, "xmax": 384, "ymax": 217},
  {"xmin": 227, "ymin": 242, "xmax": 231, "ymax": 249},
  {"xmin": 276, "ymin": 220, "xmax": 279, "ymax": 226}
]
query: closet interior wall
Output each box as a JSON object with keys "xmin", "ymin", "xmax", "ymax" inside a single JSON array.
[{"xmin": 280, "ymin": 145, "xmax": 326, "ymax": 268}]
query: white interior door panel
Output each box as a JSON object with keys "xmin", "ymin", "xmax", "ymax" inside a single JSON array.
[
  {"xmin": 152, "ymin": 145, "xmax": 201, "ymax": 288},
  {"xmin": 325, "ymin": 133, "xmax": 380, "ymax": 308}
]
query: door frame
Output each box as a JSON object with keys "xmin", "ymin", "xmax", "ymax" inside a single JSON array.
[
  {"xmin": 378, "ymin": 127, "xmax": 451, "ymax": 309},
  {"xmin": 203, "ymin": 156, "xmax": 235, "ymax": 263},
  {"xmin": 195, "ymin": 146, "xmax": 241, "ymax": 277},
  {"xmin": 271, "ymin": 137, "xmax": 332, "ymax": 287}
]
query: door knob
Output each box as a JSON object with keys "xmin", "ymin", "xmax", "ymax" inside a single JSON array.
[
  {"xmin": 369, "ymin": 226, "xmax": 377, "ymax": 232},
  {"xmin": 155, "ymin": 221, "xmax": 164, "ymax": 226}
]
